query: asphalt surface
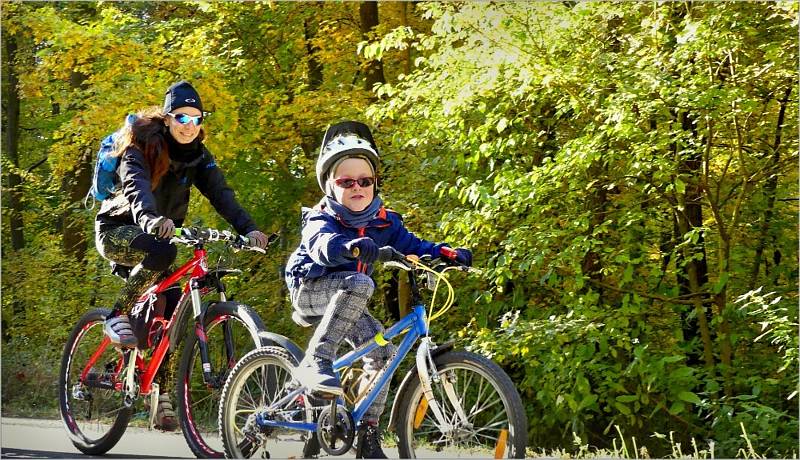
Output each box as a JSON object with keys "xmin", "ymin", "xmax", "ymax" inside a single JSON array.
[{"xmin": 1, "ymin": 417, "xmax": 194, "ymax": 459}]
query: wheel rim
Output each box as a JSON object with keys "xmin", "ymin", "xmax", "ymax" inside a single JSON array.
[
  {"xmin": 403, "ymin": 362, "xmax": 518, "ymax": 458},
  {"xmin": 183, "ymin": 316, "xmax": 261, "ymax": 455},
  {"xmin": 223, "ymin": 351, "xmax": 308, "ymax": 459},
  {"xmin": 62, "ymin": 320, "xmax": 128, "ymax": 446}
]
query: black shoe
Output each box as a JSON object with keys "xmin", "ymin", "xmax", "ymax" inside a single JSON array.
[
  {"xmin": 356, "ymin": 423, "xmax": 388, "ymax": 459},
  {"xmin": 302, "ymin": 435, "xmax": 321, "ymax": 459},
  {"xmin": 296, "ymin": 356, "xmax": 343, "ymax": 396}
]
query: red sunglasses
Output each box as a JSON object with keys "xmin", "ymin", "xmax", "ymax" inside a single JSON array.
[{"xmin": 334, "ymin": 177, "xmax": 376, "ymax": 189}]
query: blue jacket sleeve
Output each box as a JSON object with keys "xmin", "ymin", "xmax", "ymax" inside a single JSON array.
[
  {"xmin": 302, "ymin": 213, "xmax": 353, "ymax": 267},
  {"xmin": 388, "ymin": 215, "xmax": 445, "ymax": 258}
]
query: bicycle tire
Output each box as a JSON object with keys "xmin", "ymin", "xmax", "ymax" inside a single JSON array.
[
  {"xmin": 176, "ymin": 301, "xmax": 266, "ymax": 458},
  {"xmin": 58, "ymin": 308, "xmax": 132, "ymax": 455},
  {"xmin": 395, "ymin": 350, "xmax": 528, "ymax": 458},
  {"xmin": 219, "ymin": 346, "xmax": 310, "ymax": 459}
]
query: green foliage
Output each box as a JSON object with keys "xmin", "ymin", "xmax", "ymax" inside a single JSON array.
[{"xmin": 2, "ymin": 1, "xmax": 797, "ymax": 456}]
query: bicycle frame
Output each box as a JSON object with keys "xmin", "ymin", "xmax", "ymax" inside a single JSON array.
[
  {"xmin": 256, "ymin": 304, "xmax": 429, "ymax": 432},
  {"xmin": 78, "ymin": 244, "xmax": 214, "ymax": 396}
]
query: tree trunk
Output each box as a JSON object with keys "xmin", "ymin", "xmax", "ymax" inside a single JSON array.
[
  {"xmin": 60, "ymin": 70, "xmax": 91, "ymax": 261},
  {"xmin": 581, "ymin": 162, "xmax": 608, "ymax": 291},
  {"xmin": 3, "ymin": 36, "xmax": 25, "ymax": 251},
  {"xmin": 304, "ymin": 3, "xmax": 323, "ymax": 90},
  {"xmin": 2, "ymin": 34, "xmax": 26, "ymax": 342},
  {"xmin": 359, "ymin": 1, "xmax": 385, "ymax": 92},
  {"xmin": 674, "ymin": 110, "xmax": 715, "ymax": 370},
  {"xmin": 749, "ymin": 85, "xmax": 792, "ymax": 290},
  {"xmin": 398, "ymin": 2, "xmax": 412, "ymax": 76},
  {"xmin": 398, "ymin": 273, "xmax": 411, "ymax": 317}
]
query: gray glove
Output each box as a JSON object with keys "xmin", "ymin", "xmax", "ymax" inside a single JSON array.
[
  {"xmin": 245, "ymin": 230, "xmax": 268, "ymax": 249},
  {"xmin": 151, "ymin": 217, "xmax": 175, "ymax": 239}
]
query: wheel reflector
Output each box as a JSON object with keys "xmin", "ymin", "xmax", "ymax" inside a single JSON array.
[
  {"xmin": 414, "ymin": 397, "xmax": 428, "ymax": 429},
  {"xmin": 494, "ymin": 428, "xmax": 508, "ymax": 458}
]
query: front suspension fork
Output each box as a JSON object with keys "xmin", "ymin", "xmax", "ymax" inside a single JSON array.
[
  {"xmin": 191, "ymin": 280, "xmax": 235, "ymax": 386},
  {"xmin": 190, "ymin": 280, "xmax": 215, "ymax": 385}
]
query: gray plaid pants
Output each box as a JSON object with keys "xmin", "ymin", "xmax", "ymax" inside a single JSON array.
[{"xmin": 291, "ymin": 271, "xmax": 395, "ymax": 422}]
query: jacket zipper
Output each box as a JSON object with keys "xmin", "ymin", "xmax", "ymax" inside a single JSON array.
[{"xmin": 357, "ymin": 227, "xmax": 366, "ymax": 273}]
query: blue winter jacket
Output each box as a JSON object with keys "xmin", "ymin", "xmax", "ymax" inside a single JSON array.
[{"xmin": 284, "ymin": 205, "xmax": 445, "ymax": 290}]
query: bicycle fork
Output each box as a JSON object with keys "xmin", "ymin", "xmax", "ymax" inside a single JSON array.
[
  {"xmin": 122, "ymin": 349, "xmax": 139, "ymax": 407},
  {"xmin": 191, "ymin": 279, "xmax": 230, "ymax": 386},
  {"xmin": 415, "ymin": 338, "xmax": 471, "ymax": 433}
]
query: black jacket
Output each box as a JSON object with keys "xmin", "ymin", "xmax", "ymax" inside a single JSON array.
[{"xmin": 96, "ymin": 145, "xmax": 257, "ymax": 236}]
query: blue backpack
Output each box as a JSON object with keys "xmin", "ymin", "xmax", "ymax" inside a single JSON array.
[{"xmin": 85, "ymin": 114, "xmax": 137, "ymax": 207}]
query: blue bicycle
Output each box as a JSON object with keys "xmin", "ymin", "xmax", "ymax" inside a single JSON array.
[{"xmin": 218, "ymin": 247, "xmax": 528, "ymax": 458}]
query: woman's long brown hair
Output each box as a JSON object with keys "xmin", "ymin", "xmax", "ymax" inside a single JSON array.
[{"xmin": 112, "ymin": 106, "xmax": 206, "ymax": 190}]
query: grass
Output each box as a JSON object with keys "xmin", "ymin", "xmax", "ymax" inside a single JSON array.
[{"xmin": 522, "ymin": 424, "xmax": 793, "ymax": 459}]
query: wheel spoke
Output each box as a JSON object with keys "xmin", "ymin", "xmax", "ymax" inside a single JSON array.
[{"xmin": 469, "ymin": 395, "xmax": 503, "ymax": 419}]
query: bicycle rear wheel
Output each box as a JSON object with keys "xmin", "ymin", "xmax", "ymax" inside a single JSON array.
[
  {"xmin": 58, "ymin": 308, "xmax": 132, "ymax": 455},
  {"xmin": 395, "ymin": 350, "xmax": 528, "ymax": 458},
  {"xmin": 218, "ymin": 346, "xmax": 310, "ymax": 459},
  {"xmin": 176, "ymin": 301, "xmax": 266, "ymax": 458}
]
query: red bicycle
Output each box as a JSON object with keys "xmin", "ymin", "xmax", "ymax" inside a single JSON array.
[{"xmin": 58, "ymin": 227, "xmax": 285, "ymax": 458}]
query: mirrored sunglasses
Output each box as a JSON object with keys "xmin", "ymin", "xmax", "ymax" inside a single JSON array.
[
  {"xmin": 169, "ymin": 113, "xmax": 203, "ymax": 126},
  {"xmin": 334, "ymin": 177, "xmax": 376, "ymax": 189}
]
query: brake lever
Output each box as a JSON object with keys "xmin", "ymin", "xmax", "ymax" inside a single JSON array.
[{"xmin": 385, "ymin": 260, "xmax": 414, "ymax": 271}]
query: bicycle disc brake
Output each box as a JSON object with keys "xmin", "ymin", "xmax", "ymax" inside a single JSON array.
[{"xmin": 316, "ymin": 401, "xmax": 355, "ymax": 456}]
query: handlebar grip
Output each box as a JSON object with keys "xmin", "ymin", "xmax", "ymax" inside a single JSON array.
[
  {"xmin": 378, "ymin": 246, "xmax": 406, "ymax": 263},
  {"xmin": 440, "ymin": 246, "xmax": 458, "ymax": 260}
]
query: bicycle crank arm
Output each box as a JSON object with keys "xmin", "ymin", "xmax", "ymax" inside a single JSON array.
[{"xmin": 415, "ymin": 339, "xmax": 452, "ymax": 432}]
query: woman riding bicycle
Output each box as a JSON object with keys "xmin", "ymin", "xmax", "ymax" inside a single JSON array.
[
  {"xmin": 284, "ymin": 121, "xmax": 472, "ymax": 458},
  {"xmin": 94, "ymin": 80, "xmax": 268, "ymax": 430}
]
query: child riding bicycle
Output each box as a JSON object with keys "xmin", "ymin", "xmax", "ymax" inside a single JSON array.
[
  {"xmin": 94, "ymin": 80, "xmax": 269, "ymax": 430},
  {"xmin": 284, "ymin": 121, "xmax": 472, "ymax": 458}
]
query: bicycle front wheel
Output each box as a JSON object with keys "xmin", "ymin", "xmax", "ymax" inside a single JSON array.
[
  {"xmin": 219, "ymin": 346, "xmax": 309, "ymax": 459},
  {"xmin": 395, "ymin": 350, "xmax": 528, "ymax": 458},
  {"xmin": 58, "ymin": 308, "xmax": 132, "ymax": 455},
  {"xmin": 176, "ymin": 301, "xmax": 266, "ymax": 458}
]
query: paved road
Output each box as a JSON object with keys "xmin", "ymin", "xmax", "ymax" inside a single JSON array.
[
  {"xmin": 1, "ymin": 417, "xmax": 193, "ymax": 458},
  {"xmin": 0, "ymin": 418, "xmax": 405, "ymax": 459}
]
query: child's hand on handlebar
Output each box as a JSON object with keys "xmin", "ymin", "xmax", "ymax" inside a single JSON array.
[{"xmin": 345, "ymin": 237, "xmax": 379, "ymax": 264}]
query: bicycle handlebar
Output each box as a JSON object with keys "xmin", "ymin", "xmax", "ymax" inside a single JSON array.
[
  {"xmin": 170, "ymin": 227, "xmax": 270, "ymax": 253},
  {"xmin": 352, "ymin": 245, "xmax": 478, "ymax": 273}
]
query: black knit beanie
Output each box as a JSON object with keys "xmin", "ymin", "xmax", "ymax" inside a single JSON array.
[{"xmin": 163, "ymin": 80, "xmax": 203, "ymax": 113}]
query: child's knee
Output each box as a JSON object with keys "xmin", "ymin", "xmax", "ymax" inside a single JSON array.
[{"xmin": 344, "ymin": 273, "xmax": 375, "ymax": 297}]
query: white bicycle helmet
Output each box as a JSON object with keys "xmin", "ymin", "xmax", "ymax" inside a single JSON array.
[{"xmin": 316, "ymin": 121, "xmax": 380, "ymax": 192}]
